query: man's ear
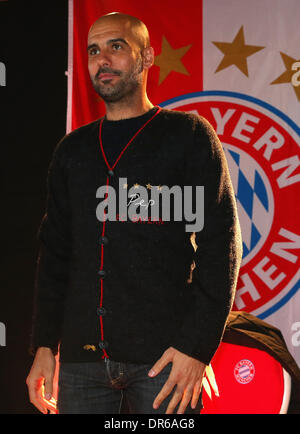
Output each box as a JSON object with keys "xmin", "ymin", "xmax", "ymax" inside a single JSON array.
[{"xmin": 142, "ymin": 47, "xmax": 155, "ymax": 69}]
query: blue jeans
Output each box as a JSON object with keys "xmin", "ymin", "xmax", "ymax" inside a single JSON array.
[{"xmin": 57, "ymin": 359, "xmax": 202, "ymax": 414}]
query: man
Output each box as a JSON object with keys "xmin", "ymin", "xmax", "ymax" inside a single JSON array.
[{"xmin": 26, "ymin": 12, "xmax": 242, "ymax": 414}]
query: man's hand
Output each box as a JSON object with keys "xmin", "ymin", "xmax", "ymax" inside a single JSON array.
[
  {"xmin": 148, "ymin": 347, "xmax": 206, "ymax": 414},
  {"xmin": 26, "ymin": 347, "xmax": 56, "ymax": 414}
]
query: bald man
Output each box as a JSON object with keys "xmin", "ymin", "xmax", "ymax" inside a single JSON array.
[
  {"xmin": 87, "ymin": 13, "xmax": 154, "ymax": 119},
  {"xmin": 26, "ymin": 12, "xmax": 242, "ymax": 415}
]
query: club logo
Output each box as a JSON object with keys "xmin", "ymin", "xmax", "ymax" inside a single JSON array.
[
  {"xmin": 234, "ymin": 359, "xmax": 255, "ymax": 384},
  {"xmin": 161, "ymin": 91, "xmax": 300, "ymax": 320}
]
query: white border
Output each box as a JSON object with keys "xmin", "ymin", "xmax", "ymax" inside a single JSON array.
[
  {"xmin": 279, "ymin": 368, "xmax": 292, "ymax": 414},
  {"xmin": 66, "ymin": 0, "xmax": 74, "ymax": 134}
]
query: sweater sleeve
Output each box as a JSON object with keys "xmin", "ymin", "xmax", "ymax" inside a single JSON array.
[
  {"xmin": 170, "ymin": 115, "xmax": 243, "ymax": 365},
  {"xmin": 29, "ymin": 140, "xmax": 71, "ymax": 356}
]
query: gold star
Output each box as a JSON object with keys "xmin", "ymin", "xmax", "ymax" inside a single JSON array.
[
  {"xmin": 157, "ymin": 185, "xmax": 163, "ymax": 191},
  {"xmin": 212, "ymin": 26, "xmax": 264, "ymax": 76},
  {"xmin": 146, "ymin": 183, "xmax": 152, "ymax": 190},
  {"xmin": 154, "ymin": 36, "xmax": 192, "ymax": 85},
  {"xmin": 133, "ymin": 183, "xmax": 139, "ymax": 189},
  {"xmin": 271, "ymin": 52, "xmax": 300, "ymax": 101}
]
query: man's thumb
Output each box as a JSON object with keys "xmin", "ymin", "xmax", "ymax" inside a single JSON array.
[{"xmin": 44, "ymin": 374, "xmax": 53, "ymax": 401}]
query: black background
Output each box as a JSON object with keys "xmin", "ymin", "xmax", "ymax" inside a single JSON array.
[{"xmin": 1, "ymin": 1, "xmax": 69, "ymax": 413}]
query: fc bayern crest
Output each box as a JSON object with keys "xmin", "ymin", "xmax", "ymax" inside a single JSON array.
[
  {"xmin": 161, "ymin": 91, "xmax": 300, "ymax": 320},
  {"xmin": 234, "ymin": 359, "xmax": 255, "ymax": 384}
]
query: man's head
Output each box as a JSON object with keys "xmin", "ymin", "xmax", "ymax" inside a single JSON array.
[{"xmin": 87, "ymin": 12, "xmax": 154, "ymax": 103}]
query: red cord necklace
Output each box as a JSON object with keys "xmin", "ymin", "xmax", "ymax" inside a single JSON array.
[{"xmin": 97, "ymin": 105, "xmax": 162, "ymax": 359}]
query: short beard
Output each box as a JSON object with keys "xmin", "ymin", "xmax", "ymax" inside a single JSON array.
[{"xmin": 91, "ymin": 57, "xmax": 144, "ymax": 103}]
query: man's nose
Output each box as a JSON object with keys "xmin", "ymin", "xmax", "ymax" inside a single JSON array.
[{"xmin": 96, "ymin": 49, "xmax": 112, "ymax": 68}]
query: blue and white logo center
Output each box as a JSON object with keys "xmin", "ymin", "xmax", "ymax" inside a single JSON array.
[{"xmin": 223, "ymin": 143, "xmax": 274, "ymax": 266}]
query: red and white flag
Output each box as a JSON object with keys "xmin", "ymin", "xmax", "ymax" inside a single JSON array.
[{"xmin": 66, "ymin": 0, "xmax": 300, "ymax": 367}]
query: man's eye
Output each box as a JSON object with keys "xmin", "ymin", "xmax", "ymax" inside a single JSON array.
[
  {"xmin": 112, "ymin": 43, "xmax": 122, "ymax": 50},
  {"xmin": 89, "ymin": 48, "xmax": 100, "ymax": 56}
]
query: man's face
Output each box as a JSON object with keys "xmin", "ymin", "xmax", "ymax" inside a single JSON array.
[{"xmin": 87, "ymin": 18, "xmax": 144, "ymax": 102}]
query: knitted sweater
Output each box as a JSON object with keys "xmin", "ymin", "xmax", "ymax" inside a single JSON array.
[{"xmin": 30, "ymin": 107, "xmax": 243, "ymax": 366}]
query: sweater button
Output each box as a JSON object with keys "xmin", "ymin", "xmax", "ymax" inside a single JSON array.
[
  {"xmin": 100, "ymin": 236, "xmax": 108, "ymax": 245},
  {"xmin": 99, "ymin": 340, "xmax": 108, "ymax": 350},
  {"xmin": 108, "ymin": 169, "xmax": 114, "ymax": 177},
  {"xmin": 98, "ymin": 270, "xmax": 106, "ymax": 278},
  {"xmin": 97, "ymin": 307, "xmax": 106, "ymax": 316}
]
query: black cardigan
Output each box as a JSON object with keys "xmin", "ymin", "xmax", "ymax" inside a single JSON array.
[{"xmin": 30, "ymin": 107, "xmax": 243, "ymax": 366}]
